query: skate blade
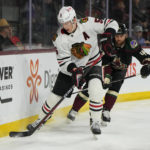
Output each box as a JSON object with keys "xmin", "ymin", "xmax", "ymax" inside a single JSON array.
[
  {"xmin": 92, "ymin": 132, "xmax": 101, "ymax": 140},
  {"xmin": 91, "ymin": 129, "xmax": 101, "ymax": 140},
  {"xmin": 100, "ymin": 121, "xmax": 107, "ymax": 127},
  {"xmin": 65, "ymin": 118, "xmax": 74, "ymax": 124},
  {"xmin": 92, "ymin": 134, "xmax": 99, "ymax": 140}
]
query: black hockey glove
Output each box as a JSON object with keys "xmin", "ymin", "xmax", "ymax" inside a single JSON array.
[
  {"xmin": 100, "ymin": 33, "xmax": 116, "ymax": 57},
  {"xmin": 103, "ymin": 74, "xmax": 112, "ymax": 89},
  {"xmin": 140, "ymin": 65, "xmax": 150, "ymax": 78},
  {"xmin": 71, "ymin": 67, "xmax": 85, "ymax": 89}
]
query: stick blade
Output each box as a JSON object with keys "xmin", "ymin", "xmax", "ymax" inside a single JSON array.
[{"xmin": 9, "ymin": 131, "xmax": 32, "ymax": 137}]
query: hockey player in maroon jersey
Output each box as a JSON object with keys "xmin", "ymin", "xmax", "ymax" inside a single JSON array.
[
  {"xmin": 26, "ymin": 6, "xmax": 119, "ymax": 134},
  {"xmin": 67, "ymin": 23, "xmax": 150, "ymax": 126}
]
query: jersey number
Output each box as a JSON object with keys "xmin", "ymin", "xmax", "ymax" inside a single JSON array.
[
  {"xmin": 140, "ymin": 50, "xmax": 147, "ymax": 56},
  {"xmin": 94, "ymin": 18, "xmax": 103, "ymax": 24}
]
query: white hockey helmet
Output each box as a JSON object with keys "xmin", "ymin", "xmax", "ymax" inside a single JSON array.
[{"xmin": 57, "ymin": 6, "xmax": 76, "ymax": 24}]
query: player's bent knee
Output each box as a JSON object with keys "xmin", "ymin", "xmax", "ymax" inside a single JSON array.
[
  {"xmin": 79, "ymin": 92, "xmax": 89, "ymax": 101},
  {"xmin": 107, "ymin": 90, "xmax": 119, "ymax": 97},
  {"xmin": 46, "ymin": 92, "xmax": 62, "ymax": 108},
  {"xmin": 88, "ymin": 78, "xmax": 104, "ymax": 103}
]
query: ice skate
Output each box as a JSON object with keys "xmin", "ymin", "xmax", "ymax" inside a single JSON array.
[
  {"xmin": 27, "ymin": 114, "xmax": 52, "ymax": 132},
  {"xmin": 67, "ymin": 109, "xmax": 78, "ymax": 121},
  {"xmin": 101, "ymin": 108, "xmax": 111, "ymax": 127},
  {"xmin": 90, "ymin": 120, "xmax": 101, "ymax": 135}
]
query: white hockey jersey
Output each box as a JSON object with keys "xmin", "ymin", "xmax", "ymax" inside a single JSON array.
[{"xmin": 52, "ymin": 17, "xmax": 118, "ymax": 76}]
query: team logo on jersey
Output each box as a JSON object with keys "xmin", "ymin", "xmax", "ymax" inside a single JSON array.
[
  {"xmin": 52, "ymin": 34, "xmax": 58, "ymax": 41},
  {"xmin": 130, "ymin": 40, "xmax": 138, "ymax": 48},
  {"xmin": 71, "ymin": 42, "xmax": 91, "ymax": 59},
  {"xmin": 112, "ymin": 57, "xmax": 128, "ymax": 70},
  {"xmin": 80, "ymin": 17, "xmax": 88, "ymax": 23}
]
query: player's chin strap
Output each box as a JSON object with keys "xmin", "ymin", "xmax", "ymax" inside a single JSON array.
[
  {"xmin": 9, "ymin": 52, "xmax": 104, "ymax": 137},
  {"xmin": 72, "ymin": 73, "xmax": 141, "ymax": 95}
]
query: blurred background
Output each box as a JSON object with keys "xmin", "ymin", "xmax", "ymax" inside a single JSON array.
[{"xmin": 0, "ymin": 0, "xmax": 150, "ymax": 49}]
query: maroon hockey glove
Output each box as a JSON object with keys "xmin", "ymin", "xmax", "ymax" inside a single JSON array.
[
  {"xmin": 100, "ymin": 33, "xmax": 116, "ymax": 57},
  {"xmin": 140, "ymin": 65, "xmax": 150, "ymax": 78},
  {"xmin": 71, "ymin": 68, "xmax": 85, "ymax": 89}
]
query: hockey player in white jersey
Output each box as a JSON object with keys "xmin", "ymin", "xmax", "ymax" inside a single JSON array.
[{"xmin": 27, "ymin": 6, "xmax": 119, "ymax": 135}]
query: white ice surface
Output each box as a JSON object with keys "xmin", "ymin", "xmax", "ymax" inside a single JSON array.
[{"xmin": 1, "ymin": 99, "xmax": 150, "ymax": 150}]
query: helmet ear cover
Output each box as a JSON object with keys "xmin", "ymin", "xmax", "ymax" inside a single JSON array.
[{"xmin": 57, "ymin": 6, "xmax": 76, "ymax": 24}]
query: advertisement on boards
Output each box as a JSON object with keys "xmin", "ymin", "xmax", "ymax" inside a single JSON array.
[
  {"xmin": 0, "ymin": 52, "xmax": 59, "ymax": 124},
  {"xmin": 0, "ymin": 49, "xmax": 150, "ymax": 124}
]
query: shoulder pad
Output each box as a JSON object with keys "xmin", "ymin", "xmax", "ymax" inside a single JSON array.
[
  {"xmin": 52, "ymin": 33, "xmax": 58, "ymax": 42},
  {"xmin": 130, "ymin": 40, "xmax": 138, "ymax": 49},
  {"xmin": 80, "ymin": 17, "xmax": 88, "ymax": 24}
]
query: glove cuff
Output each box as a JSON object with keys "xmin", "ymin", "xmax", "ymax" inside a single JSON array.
[
  {"xmin": 103, "ymin": 65, "xmax": 112, "ymax": 76},
  {"xmin": 67, "ymin": 63, "xmax": 77, "ymax": 73},
  {"xmin": 105, "ymin": 74, "xmax": 112, "ymax": 80}
]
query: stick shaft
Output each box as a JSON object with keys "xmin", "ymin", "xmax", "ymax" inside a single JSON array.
[{"xmin": 72, "ymin": 73, "xmax": 140, "ymax": 94}]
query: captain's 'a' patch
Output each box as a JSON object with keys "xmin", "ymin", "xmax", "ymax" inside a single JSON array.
[{"xmin": 130, "ymin": 40, "xmax": 138, "ymax": 48}]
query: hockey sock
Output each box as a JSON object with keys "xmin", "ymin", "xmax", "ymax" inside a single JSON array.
[
  {"xmin": 39, "ymin": 92, "xmax": 61, "ymax": 119},
  {"xmin": 72, "ymin": 92, "xmax": 88, "ymax": 112},
  {"xmin": 42, "ymin": 101, "xmax": 51, "ymax": 115},
  {"xmin": 103, "ymin": 90, "xmax": 118, "ymax": 111},
  {"xmin": 89, "ymin": 100, "xmax": 103, "ymax": 122}
]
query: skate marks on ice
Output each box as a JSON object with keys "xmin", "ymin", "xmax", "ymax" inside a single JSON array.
[{"xmin": 1, "ymin": 99, "xmax": 150, "ymax": 150}]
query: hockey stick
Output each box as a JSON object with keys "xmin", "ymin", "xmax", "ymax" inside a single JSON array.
[
  {"xmin": 9, "ymin": 52, "xmax": 104, "ymax": 137},
  {"xmin": 110, "ymin": 73, "xmax": 140, "ymax": 84},
  {"xmin": 9, "ymin": 86, "xmax": 74, "ymax": 137},
  {"xmin": 72, "ymin": 73, "xmax": 140, "ymax": 95}
]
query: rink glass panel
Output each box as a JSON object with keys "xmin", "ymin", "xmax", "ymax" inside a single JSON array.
[{"xmin": 0, "ymin": 0, "xmax": 150, "ymax": 50}]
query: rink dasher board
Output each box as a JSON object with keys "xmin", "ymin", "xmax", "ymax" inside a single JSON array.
[{"xmin": 0, "ymin": 48, "xmax": 150, "ymax": 137}]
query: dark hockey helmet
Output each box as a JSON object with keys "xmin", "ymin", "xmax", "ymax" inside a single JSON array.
[{"xmin": 116, "ymin": 23, "xmax": 128, "ymax": 35}]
